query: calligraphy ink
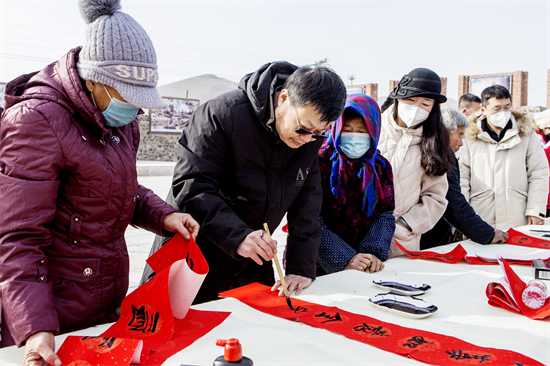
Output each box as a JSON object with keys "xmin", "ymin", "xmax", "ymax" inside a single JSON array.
[
  {"xmin": 214, "ymin": 339, "xmax": 253, "ymax": 366},
  {"xmin": 521, "ymin": 280, "xmax": 547, "ymax": 309}
]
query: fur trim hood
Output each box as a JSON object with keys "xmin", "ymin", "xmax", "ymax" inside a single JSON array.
[{"xmin": 465, "ymin": 110, "xmax": 533, "ymax": 140}]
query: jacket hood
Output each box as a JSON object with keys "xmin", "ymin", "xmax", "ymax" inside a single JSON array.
[
  {"xmin": 238, "ymin": 61, "xmax": 298, "ymax": 131},
  {"xmin": 3, "ymin": 47, "xmax": 110, "ymax": 137},
  {"xmin": 465, "ymin": 110, "xmax": 533, "ymax": 140}
]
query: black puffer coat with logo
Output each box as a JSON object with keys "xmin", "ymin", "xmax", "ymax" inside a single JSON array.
[{"xmin": 143, "ymin": 62, "xmax": 323, "ymax": 298}]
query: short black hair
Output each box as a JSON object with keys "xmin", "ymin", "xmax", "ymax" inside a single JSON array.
[
  {"xmin": 481, "ymin": 85, "xmax": 511, "ymax": 107},
  {"xmin": 459, "ymin": 93, "xmax": 481, "ymax": 110},
  {"xmin": 284, "ymin": 65, "xmax": 347, "ymax": 124}
]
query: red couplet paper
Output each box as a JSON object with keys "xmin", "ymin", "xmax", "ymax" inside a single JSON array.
[
  {"xmin": 142, "ymin": 309, "xmax": 230, "ymax": 366},
  {"xmin": 146, "ymin": 234, "xmax": 209, "ymax": 276},
  {"xmin": 505, "ymin": 229, "xmax": 550, "ymax": 249},
  {"xmin": 57, "ymin": 336, "xmax": 143, "ymax": 366},
  {"xmin": 58, "ymin": 234, "xmax": 228, "ymax": 365},
  {"xmin": 221, "ymin": 283, "xmax": 543, "ymax": 366},
  {"xmin": 486, "ymin": 259, "xmax": 550, "ymax": 320},
  {"xmin": 395, "ymin": 241, "xmax": 467, "ymax": 264},
  {"xmin": 464, "ymin": 256, "xmax": 540, "ymax": 266},
  {"xmin": 101, "ymin": 263, "xmax": 174, "ymax": 352}
]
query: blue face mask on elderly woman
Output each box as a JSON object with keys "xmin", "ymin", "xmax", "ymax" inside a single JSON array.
[
  {"xmin": 100, "ymin": 85, "xmax": 140, "ymax": 127},
  {"xmin": 339, "ymin": 132, "xmax": 372, "ymax": 159}
]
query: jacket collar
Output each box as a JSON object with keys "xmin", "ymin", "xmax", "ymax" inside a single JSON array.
[
  {"xmin": 4, "ymin": 47, "xmax": 112, "ymax": 143},
  {"xmin": 238, "ymin": 61, "xmax": 298, "ymax": 137},
  {"xmin": 466, "ymin": 110, "xmax": 532, "ymax": 149},
  {"xmin": 381, "ymin": 104, "xmax": 423, "ymax": 145}
]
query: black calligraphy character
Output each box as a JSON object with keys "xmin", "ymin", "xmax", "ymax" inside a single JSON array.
[
  {"xmin": 434, "ymin": 254, "xmax": 456, "ymax": 261},
  {"xmin": 81, "ymin": 336, "xmax": 116, "ymax": 349},
  {"xmin": 403, "ymin": 336, "xmax": 429, "ymax": 348},
  {"xmin": 128, "ymin": 305, "xmax": 160, "ymax": 333},
  {"xmin": 293, "ymin": 306, "xmax": 308, "ymax": 314},
  {"xmin": 186, "ymin": 252, "xmax": 194, "ymax": 270},
  {"xmin": 446, "ymin": 350, "xmax": 491, "ymax": 364},
  {"xmin": 315, "ymin": 311, "xmax": 342, "ymax": 323},
  {"xmin": 98, "ymin": 337, "xmax": 116, "ymax": 349},
  {"xmin": 353, "ymin": 323, "xmax": 390, "ymax": 337},
  {"xmin": 512, "ymin": 362, "xmax": 524, "ymax": 366}
]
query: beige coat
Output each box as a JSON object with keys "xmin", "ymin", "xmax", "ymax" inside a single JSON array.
[
  {"xmin": 379, "ymin": 106, "xmax": 448, "ymax": 257},
  {"xmin": 458, "ymin": 111, "xmax": 549, "ymax": 231}
]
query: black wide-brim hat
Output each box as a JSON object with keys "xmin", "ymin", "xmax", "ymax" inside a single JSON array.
[{"xmin": 389, "ymin": 68, "xmax": 447, "ymax": 103}]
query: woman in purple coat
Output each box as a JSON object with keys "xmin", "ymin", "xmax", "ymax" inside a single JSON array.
[{"xmin": 0, "ymin": 1, "xmax": 198, "ymax": 364}]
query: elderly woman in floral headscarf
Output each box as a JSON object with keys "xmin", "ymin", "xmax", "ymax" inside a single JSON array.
[{"xmin": 317, "ymin": 94, "xmax": 395, "ymax": 275}]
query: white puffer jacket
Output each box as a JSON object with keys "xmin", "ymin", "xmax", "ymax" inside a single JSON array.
[
  {"xmin": 458, "ymin": 111, "xmax": 549, "ymax": 231},
  {"xmin": 379, "ymin": 105, "xmax": 448, "ymax": 257}
]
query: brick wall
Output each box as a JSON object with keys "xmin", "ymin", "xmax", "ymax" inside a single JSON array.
[
  {"xmin": 457, "ymin": 75, "xmax": 469, "ymax": 100},
  {"xmin": 511, "ymin": 71, "xmax": 528, "ymax": 109},
  {"xmin": 364, "ymin": 83, "xmax": 378, "ymax": 102},
  {"xmin": 389, "ymin": 80, "xmax": 398, "ymax": 94},
  {"xmin": 440, "ymin": 77, "xmax": 447, "ymax": 96},
  {"xmin": 458, "ymin": 72, "xmax": 528, "ymax": 109},
  {"xmin": 137, "ymin": 114, "xmax": 179, "ymax": 161}
]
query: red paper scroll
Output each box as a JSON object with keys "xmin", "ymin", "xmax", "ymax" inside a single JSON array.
[
  {"xmin": 486, "ymin": 259, "xmax": 550, "ymax": 320},
  {"xmin": 142, "ymin": 309, "xmax": 230, "ymax": 366},
  {"xmin": 221, "ymin": 283, "xmax": 543, "ymax": 366},
  {"xmin": 395, "ymin": 241, "xmax": 467, "ymax": 264},
  {"xmin": 57, "ymin": 336, "xmax": 143, "ymax": 366},
  {"xmin": 58, "ymin": 234, "xmax": 229, "ymax": 366},
  {"xmin": 505, "ymin": 229, "xmax": 550, "ymax": 249}
]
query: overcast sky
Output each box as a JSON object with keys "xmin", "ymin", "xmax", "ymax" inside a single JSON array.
[{"xmin": 1, "ymin": 0, "xmax": 549, "ymax": 106}]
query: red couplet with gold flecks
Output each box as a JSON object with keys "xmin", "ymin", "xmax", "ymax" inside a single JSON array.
[{"xmin": 220, "ymin": 282, "xmax": 544, "ymax": 366}]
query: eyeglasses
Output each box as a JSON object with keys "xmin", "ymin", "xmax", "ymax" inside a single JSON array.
[{"xmin": 292, "ymin": 105, "xmax": 328, "ymax": 139}]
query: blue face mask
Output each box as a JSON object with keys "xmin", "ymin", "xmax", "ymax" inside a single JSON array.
[
  {"xmin": 98, "ymin": 85, "xmax": 139, "ymax": 127},
  {"xmin": 339, "ymin": 132, "xmax": 371, "ymax": 159}
]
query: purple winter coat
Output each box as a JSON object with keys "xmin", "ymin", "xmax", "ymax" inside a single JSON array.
[{"xmin": 0, "ymin": 47, "xmax": 176, "ymax": 347}]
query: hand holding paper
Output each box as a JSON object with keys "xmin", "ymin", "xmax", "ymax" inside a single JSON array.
[{"xmin": 57, "ymin": 234, "xmax": 230, "ymax": 366}]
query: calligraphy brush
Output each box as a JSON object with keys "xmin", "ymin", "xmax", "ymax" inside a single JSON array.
[{"xmin": 263, "ymin": 223, "xmax": 294, "ymax": 310}]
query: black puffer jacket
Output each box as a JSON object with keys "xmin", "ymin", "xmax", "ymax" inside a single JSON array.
[
  {"xmin": 142, "ymin": 62, "xmax": 323, "ymax": 289},
  {"xmin": 421, "ymin": 154, "xmax": 495, "ymax": 249}
]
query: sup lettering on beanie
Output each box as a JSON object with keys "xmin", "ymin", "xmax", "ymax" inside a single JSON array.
[{"xmin": 76, "ymin": 0, "xmax": 164, "ymax": 109}]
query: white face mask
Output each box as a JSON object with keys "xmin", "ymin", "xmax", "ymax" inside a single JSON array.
[
  {"xmin": 397, "ymin": 103, "xmax": 430, "ymax": 128},
  {"xmin": 486, "ymin": 110, "xmax": 512, "ymax": 129}
]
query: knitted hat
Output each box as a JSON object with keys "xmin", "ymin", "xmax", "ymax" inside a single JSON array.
[
  {"xmin": 389, "ymin": 68, "xmax": 447, "ymax": 103},
  {"xmin": 535, "ymin": 110, "xmax": 550, "ymax": 129},
  {"xmin": 76, "ymin": 0, "xmax": 164, "ymax": 109}
]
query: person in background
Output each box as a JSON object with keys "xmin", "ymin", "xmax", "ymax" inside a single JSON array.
[
  {"xmin": 0, "ymin": 0, "xmax": 199, "ymax": 364},
  {"xmin": 142, "ymin": 63, "xmax": 347, "ymax": 303},
  {"xmin": 458, "ymin": 85, "xmax": 548, "ymax": 230},
  {"xmin": 378, "ymin": 68, "xmax": 453, "ymax": 257},
  {"xmin": 420, "ymin": 107, "xmax": 509, "ymax": 249},
  {"xmin": 534, "ymin": 110, "xmax": 550, "ymax": 217},
  {"xmin": 459, "ymin": 93, "xmax": 482, "ymax": 118},
  {"xmin": 317, "ymin": 94, "xmax": 395, "ymax": 274}
]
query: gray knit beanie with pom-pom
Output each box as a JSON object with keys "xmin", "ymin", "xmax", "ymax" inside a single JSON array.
[{"xmin": 76, "ymin": 0, "xmax": 164, "ymax": 109}]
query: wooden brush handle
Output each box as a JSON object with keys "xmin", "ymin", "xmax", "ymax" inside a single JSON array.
[{"xmin": 263, "ymin": 223, "xmax": 290, "ymax": 298}]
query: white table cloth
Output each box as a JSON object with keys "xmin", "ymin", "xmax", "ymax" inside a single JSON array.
[{"xmin": 1, "ymin": 226, "xmax": 549, "ymax": 365}]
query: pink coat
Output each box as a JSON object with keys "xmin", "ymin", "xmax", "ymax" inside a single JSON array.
[{"xmin": 0, "ymin": 48, "xmax": 176, "ymax": 346}]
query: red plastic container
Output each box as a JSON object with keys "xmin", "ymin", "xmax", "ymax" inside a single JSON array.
[{"xmin": 214, "ymin": 339, "xmax": 253, "ymax": 365}]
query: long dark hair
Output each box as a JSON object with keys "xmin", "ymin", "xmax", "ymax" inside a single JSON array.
[{"xmin": 391, "ymin": 99, "xmax": 453, "ymax": 176}]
